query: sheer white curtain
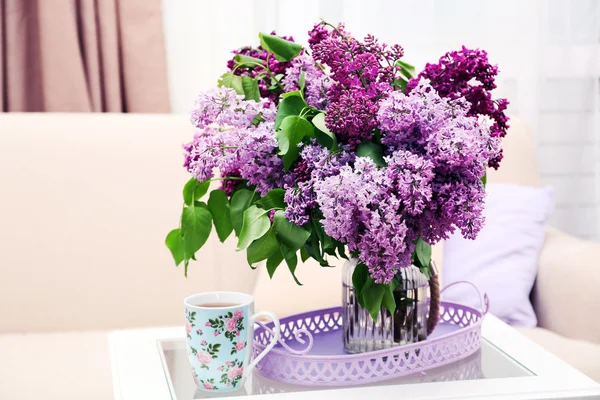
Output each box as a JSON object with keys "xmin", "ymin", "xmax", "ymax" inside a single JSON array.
[{"xmin": 162, "ymin": 0, "xmax": 600, "ymax": 240}]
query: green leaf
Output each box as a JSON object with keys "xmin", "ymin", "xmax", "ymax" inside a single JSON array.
[
  {"xmin": 382, "ymin": 283, "xmax": 397, "ymax": 315},
  {"xmin": 337, "ymin": 242, "xmax": 348, "ymax": 260},
  {"xmin": 165, "ymin": 229, "xmax": 184, "ymax": 266},
  {"xmin": 362, "ymin": 283, "xmax": 385, "ymax": 320},
  {"xmin": 247, "ymin": 229, "xmax": 279, "ymax": 265},
  {"xmin": 230, "ymin": 189, "xmax": 256, "ymax": 235},
  {"xmin": 266, "ymin": 249, "xmax": 284, "ymax": 278},
  {"xmin": 277, "ymin": 115, "xmax": 314, "ymax": 170},
  {"xmin": 181, "ymin": 205, "xmax": 213, "ymax": 262},
  {"xmin": 311, "ymin": 217, "xmax": 332, "ymax": 251},
  {"xmin": 251, "ymin": 113, "xmax": 266, "ymax": 126},
  {"xmin": 324, "ymin": 246, "xmax": 338, "ymax": 258},
  {"xmin": 481, "ymin": 172, "xmax": 487, "ymax": 187},
  {"xmin": 207, "ymin": 190, "xmax": 233, "ymax": 242},
  {"xmin": 183, "ymin": 178, "xmax": 210, "ymax": 206},
  {"xmin": 255, "ymin": 188, "xmax": 286, "ymax": 210},
  {"xmin": 352, "ymin": 262, "xmax": 369, "ymax": 296},
  {"xmin": 241, "ymin": 76, "xmax": 260, "ymax": 102},
  {"xmin": 420, "ymin": 265, "xmax": 431, "ymax": 280},
  {"xmin": 322, "ymin": 233, "xmax": 333, "ymax": 251},
  {"xmin": 312, "ymin": 113, "xmax": 337, "ymax": 150},
  {"xmin": 393, "ymin": 77, "xmax": 408, "ymax": 92},
  {"xmin": 258, "ymin": 32, "xmax": 303, "ymax": 62},
  {"xmin": 305, "ymin": 234, "xmax": 325, "ymax": 264},
  {"xmin": 275, "ymin": 95, "xmax": 306, "ymax": 130},
  {"xmin": 217, "ymin": 72, "xmax": 243, "ymax": 95},
  {"xmin": 396, "ymin": 60, "xmax": 417, "ymax": 80},
  {"xmin": 269, "ymin": 74, "xmax": 285, "ymax": 90},
  {"xmin": 272, "ymin": 210, "xmax": 311, "ymax": 251},
  {"xmin": 237, "ymin": 206, "xmax": 270, "ymax": 251},
  {"xmin": 281, "ymin": 90, "xmax": 302, "ymax": 99},
  {"xmin": 234, "ymin": 54, "xmax": 265, "ymax": 68},
  {"xmin": 300, "ymin": 246, "xmax": 310, "ymax": 262},
  {"xmin": 298, "ymin": 71, "xmax": 306, "ymax": 92},
  {"xmin": 280, "ymin": 244, "xmax": 301, "ymax": 285},
  {"xmin": 356, "ymin": 141, "xmax": 386, "ymax": 167},
  {"xmin": 415, "ymin": 237, "xmax": 431, "ymax": 269}
]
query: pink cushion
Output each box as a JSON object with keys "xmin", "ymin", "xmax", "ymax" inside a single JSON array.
[{"xmin": 442, "ymin": 184, "xmax": 554, "ymax": 327}]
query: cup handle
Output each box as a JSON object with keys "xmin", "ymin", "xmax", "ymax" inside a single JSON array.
[{"xmin": 244, "ymin": 311, "xmax": 280, "ymax": 377}]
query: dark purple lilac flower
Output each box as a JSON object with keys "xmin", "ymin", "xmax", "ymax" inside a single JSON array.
[
  {"xmin": 308, "ymin": 22, "xmax": 404, "ymax": 148},
  {"xmin": 407, "ymin": 46, "xmax": 509, "ymax": 168}
]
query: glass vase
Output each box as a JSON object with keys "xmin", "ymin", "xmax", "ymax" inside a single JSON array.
[{"xmin": 342, "ymin": 258, "xmax": 430, "ymax": 354}]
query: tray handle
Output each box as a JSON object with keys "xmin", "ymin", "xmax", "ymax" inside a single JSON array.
[
  {"xmin": 441, "ymin": 281, "xmax": 490, "ymax": 315},
  {"xmin": 255, "ymin": 321, "xmax": 314, "ymax": 355}
]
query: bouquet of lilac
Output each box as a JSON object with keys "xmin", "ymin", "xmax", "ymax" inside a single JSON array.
[{"xmin": 166, "ymin": 22, "xmax": 509, "ymax": 319}]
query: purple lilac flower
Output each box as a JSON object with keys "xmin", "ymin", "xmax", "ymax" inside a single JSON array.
[
  {"xmin": 220, "ymin": 168, "xmax": 241, "ymax": 196},
  {"xmin": 299, "ymin": 143, "xmax": 356, "ymax": 180},
  {"xmin": 184, "ymin": 125, "xmax": 242, "ymax": 182},
  {"xmin": 281, "ymin": 54, "xmax": 331, "ymax": 109},
  {"xmin": 415, "ymin": 176, "xmax": 486, "ymax": 243},
  {"xmin": 313, "ymin": 157, "xmax": 425, "ymax": 284},
  {"xmin": 378, "ymin": 79, "xmax": 500, "ymax": 180},
  {"xmin": 284, "ymin": 143, "xmax": 355, "ymax": 225},
  {"xmin": 284, "ymin": 182, "xmax": 315, "ymax": 226},
  {"xmin": 383, "ymin": 150, "xmax": 435, "ymax": 216},
  {"xmin": 237, "ymin": 122, "xmax": 292, "ymax": 195},
  {"xmin": 308, "ymin": 22, "xmax": 404, "ymax": 148},
  {"xmin": 189, "ymin": 87, "xmax": 269, "ymax": 129},
  {"xmin": 356, "ymin": 200, "xmax": 412, "ymax": 283},
  {"xmin": 184, "ymin": 89, "xmax": 283, "ymax": 191},
  {"xmin": 313, "ymin": 158, "xmax": 381, "ymax": 249},
  {"xmin": 377, "ymin": 79, "xmax": 493, "ymax": 243},
  {"xmin": 407, "ymin": 46, "xmax": 509, "ymax": 168}
]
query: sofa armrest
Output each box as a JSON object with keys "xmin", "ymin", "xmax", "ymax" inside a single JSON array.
[{"xmin": 533, "ymin": 227, "xmax": 600, "ymax": 343}]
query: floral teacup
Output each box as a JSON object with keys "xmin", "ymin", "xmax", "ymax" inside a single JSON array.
[{"xmin": 184, "ymin": 292, "xmax": 280, "ymax": 392}]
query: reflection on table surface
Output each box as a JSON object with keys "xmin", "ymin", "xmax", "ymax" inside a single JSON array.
[{"xmin": 157, "ymin": 338, "xmax": 532, "ymax": 399}]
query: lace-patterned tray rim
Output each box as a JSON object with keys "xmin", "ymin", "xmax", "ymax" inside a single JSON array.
[
  {"xmin": 252, "ymin": 301, "xmax": 486, "ymax": 386},
  {"xmin": 254, "ymin": 302, "xmax": 484, "ymax": 360}
]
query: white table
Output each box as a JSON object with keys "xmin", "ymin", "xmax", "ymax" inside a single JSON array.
[{"xmin": 109, "ymin": 315, "xmax": 600, "ymax": 399}]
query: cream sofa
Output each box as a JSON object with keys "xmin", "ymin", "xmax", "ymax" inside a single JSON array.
[{"xmin": 0, "ymin": 113, "xmax": 599, "ymax": 400}]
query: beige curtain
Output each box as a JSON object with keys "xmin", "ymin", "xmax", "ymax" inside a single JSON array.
[{"xmin": 0, "ymin": 0, "xmax": 170, "ymax": 112}]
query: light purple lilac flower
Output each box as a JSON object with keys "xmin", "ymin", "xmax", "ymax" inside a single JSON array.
[
  {"xmin": 281, "ymin": 54, "xmax": 331, "ymax": 109},
  {"xmin": 378, "ymin": 79, "xmax": 500, "ymax": 180},
  {"xmin": 284, "ymin": 143, "xmax": 355, "ymax": 225},
  {"xmin": 190, "ymin": 88, "xmax": 261, "ymax": 129},
  {"xmin": 383, "ymin": 150, "xmax": 435, "ymax": 216},
  {"xmin": 237, "ymin": 121, "xmax": 292, "ymax": 195},
  {"xmin": 313, "ymin": 157, "xmax": 424, "ymax": 284},
  {"xmin": 185, "ymin": 125, "xmax": 242, "ymax": 182},
  {"xmin": 377, "ymin": 79, "xmax": 492, "ymax": 243},
  {"xmin": 284, "ymin": 182, "xmax": 315, "ymax": 226}
]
